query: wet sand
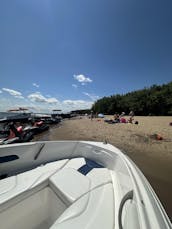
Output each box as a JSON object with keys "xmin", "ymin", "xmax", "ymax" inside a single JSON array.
[{"xmin": 35, "ymin": 116, "xmax": 172, "ymax": 219}]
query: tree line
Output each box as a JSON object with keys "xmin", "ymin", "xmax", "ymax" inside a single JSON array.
[{"xmin": 91, "ymin": 81, "xmax": 172, "ymax": 116}]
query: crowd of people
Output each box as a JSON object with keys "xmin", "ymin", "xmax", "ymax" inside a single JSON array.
[
  {"xmin": 103, "ymin": 111, "xmax": 138, "ymax": 124},
  {"xmin": 89, "ymin": 110, "xmax": 139, "ymax": 124}
]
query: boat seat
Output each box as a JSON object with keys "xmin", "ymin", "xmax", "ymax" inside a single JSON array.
[
  {"xmin": 0, "ymin": 158, "xmax": 114, "ymax": 229},
  {"xmin": 49, "ymin": 168, "xmax": 91, "ymax": 206},
  {"xmin": 50, "ymin": 183, "xmax": 114, "ymax": 229},
  {"xmin": 63, "ymin": 157, "xmax": 86, "ymax": 169},
  {"xmin": 49, "ymin": 158, "xmax": 112, "ymax": 205},
  {"xmin": 0, "ymin": 159, "xmax": 68, "ymax": 211},
  {"xmin": 64, "ymin": 158, "xmax": 112, "ymax": 189}
]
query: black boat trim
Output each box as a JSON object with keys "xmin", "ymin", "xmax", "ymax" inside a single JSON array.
[{"xmin": 0, "ymin": 155, "xmax": 19, "ymax": 163}]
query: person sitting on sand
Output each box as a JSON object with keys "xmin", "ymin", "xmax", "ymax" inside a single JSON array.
[
  {"xmin": 120, "ymin": 117, "xmax": 127, "ymax": 123},
  {"xmin": 113, "ymin": 113, "xmax": 120, "ymax": 123},
  {"xmin": 128, "ymin": 116, "xmax": 134, "ymax": 124},
  {"xmin": 119, "ymin": 112, "xmax": 127, "ymax": 123},
  {"xmin": 104, "ymin": 113, "xmax": 120, "ymax": 124}
]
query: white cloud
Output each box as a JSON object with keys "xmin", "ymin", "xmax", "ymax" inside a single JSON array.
[
  {"xmin": 2, "ymin": 88, "xmax": 24, "ymax": 99},
  {"xmin": 0, "ymin": 97, "xmax": 33, "ymax": 112},
  {"xmin": 46, "ymin": 97, "xmax": 59, "ymax": 104},
  {"xmin": 0, "ymin": 91, "xmax": 94, "ymax": 113},
  {"xmin": 63, "ymin": 100, "xmax": 93, "ymax": 110},
  {"xmin": 28, "ymin": 92, "xmax": 59, "ymax": 104},
  {"xmin": 83, "ymin": 92, "xmax": 99, "ymax": 101},
  {"xmin": 28, "ymin": 92, "xmax": 46, "ymax": 103},
  {"xmin": 0, "ymin": 90, "xmax": 2, "ymax": 93},
  {"xmin": 72, "ymin": 84, "xmax": 78, "ymax": 88},
  {"xmin": 73, "ymin": 74, "xmax": 92, "ymax": 85},
  {"xmin": 33, "ymin": 83, "xmax": 40, "ymax": 88}
]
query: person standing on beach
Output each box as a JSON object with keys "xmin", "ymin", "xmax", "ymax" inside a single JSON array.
[
  {"xmin": 90, "ymin": 111, "xmax": 93, "ymax": 120},
  {"xmin": 119, "ymin": 112, "xmax": 125, "ymax": 118},
  {"xmin": 129, "ymin": 110, "xmax": 134, "ymax": 117}
]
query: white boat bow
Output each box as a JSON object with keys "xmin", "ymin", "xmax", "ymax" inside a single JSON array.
[{"xmin": 0, "ymin": 141, "xmax": 171, "ymax": 229}]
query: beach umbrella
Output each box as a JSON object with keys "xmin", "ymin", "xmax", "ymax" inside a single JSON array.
[{"xmin": 98, "ymin": 113, "xmax": 104, "ymax": 118}]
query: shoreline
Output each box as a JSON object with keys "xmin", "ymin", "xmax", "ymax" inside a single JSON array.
[{"xmin": 34, "ymin": 116, "xmax": 172, "ymax": 219}]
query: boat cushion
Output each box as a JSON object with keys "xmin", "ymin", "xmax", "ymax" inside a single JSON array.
[
  {"xmin": 64, "ymin": 158, "xmax": 111, "ymax": 189},
  {"xmin": 87, "ymin": 168, "xmax": 112, "ymax": 189},
  {"xmin": 49, "ymin": 168, "xmax": 90, "ymax": 205},
  {"xmin": 49, "ymin": 158, "xmax": 112, "ymax": 205},
  {"xmin": 0, "ymin": 159, "xmax": 68, "ymax": 207},
  {"xmin": 63, "ymin": 158, "xmax": 86, "ymax": 170},
  {"xmin": 50, "ymin": 183, "xmax": 114, "ymax": 229}
]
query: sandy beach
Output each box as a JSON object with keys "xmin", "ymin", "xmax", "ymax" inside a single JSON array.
[{"xmin": 35, "ymin": 116, "xmax": 172, "ymax": 219}]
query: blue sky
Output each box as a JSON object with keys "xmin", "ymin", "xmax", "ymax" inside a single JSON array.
[{"xmin": 0, "ymin": 0, "xmax": 172, "ymax": 112}]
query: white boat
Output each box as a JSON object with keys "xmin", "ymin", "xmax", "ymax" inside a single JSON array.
[{"xmin": 0, "ymin": 141, "xmax": 171, "ymax": 229}]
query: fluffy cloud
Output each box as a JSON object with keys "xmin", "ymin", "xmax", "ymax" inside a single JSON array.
[
  {"xmin": 28, "ymin": 92, "xmax": 59, "ymax": 104},
  {"xmin": 46, "ymin": 97, "xmax": 59, "ymax": 104},
  {"xmin": 28, "ymin": 92, "xmax": 46, "ymax": 103},
  {"xmin": 2, "ymin": 88, "xmax": 24, "ymax": 99},
  {"xmin": 0, "ymin": 91, "xmax": 95, "ymax": 113},
  {"xmin": 73, "ymin": 74, "xmax": 92, "ymax": 85},
  {"xmin": 83, "ymin": 92, "xmax": 99, "ymax": 101},
  {"xmin": 33, "ymin": 83, "xmax": 40, "ymax": 88},
  {"xmin": 0, "ymin": 90, "xmax": 2, "ymax": 93},
  {"xmin": 0, "ymin": 97, "xmax": 35, "ymax": 112}
]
